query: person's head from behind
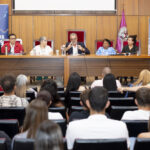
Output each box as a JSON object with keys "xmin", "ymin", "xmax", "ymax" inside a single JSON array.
[
  {"xmin": 9, "ymin": 33, "xmax": 16, "ymax": 45},
  {"xmin": 103, "ymin": 73, "xmax": 117, "ymax": 91},
  {"xmin": 135, "ymin": 88, "xmax": 150, "ymax": 109},
  {"xmin": 35, "ymin": 120, "xmax": 63, "ymax": 150},
  {"xmin": 66, "ymin": 72, "xmax": 81, "ymax": 92},
  {"xmin": 37, "ymin": 90, "xmax": 52, "ymax": 107},
  {"xmin": 127, "ymin": 35, "xmax": 137, "ymax": 46},
  {"xmin": 80, "ymin": 89, "xmax": 90, "ymax": 110},
  {"xmin": 134, "ymin": 69, "xmax": 150, "ymax": 86},
  {"xmin": 103, "ymin": 39, "xmax": 111, "ymax": 49},
  {"xmin": 87, "ymin": 87, "xmax": 109, "ymax": 114},
  {"xmin": 102, "ymin": 67, "xmax": 111, "ymax": 78},
  {"xmin": 15, "ymin": 74, "xmax": 28, "ymax": 98},
  {"xmin": 40, "ymin": 79, "xmax": 60, "ymax": 105},
  {"xmin": 70, "ymin": 33, "xmax": 78, "ymax": 45},
  {"xmin": 39, "ymin": 36, "xmax": 47, "ymax": 47},
  {"xmin": 23, "ymin": 99, "xmax": 48, "ymax": 138},
  {"xmin": 1, "ymin": 74, "xmax": 16, "ymax": 95}
]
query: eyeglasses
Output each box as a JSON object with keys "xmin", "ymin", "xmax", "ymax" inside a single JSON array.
[
  {"xmin": 10, "ymin": 38, "xmax": 16, "ymax": 40},
  {"xmin": 43, "ymin": 40, "xmax": 47, "ymax": 42},
  {"xmin": 71, "ymin": 38, "xmax": 77, "ymax": 40}
]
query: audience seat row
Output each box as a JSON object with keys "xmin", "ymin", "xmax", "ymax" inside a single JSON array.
[
  {"xmin": 0, "ymin": 118, "xmax": 148, "ymax": 139},
  {"xmin": 7, "ymin": 137, "xmax": 150, "ymax": 150}
]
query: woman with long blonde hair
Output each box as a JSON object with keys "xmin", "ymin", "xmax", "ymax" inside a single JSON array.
[
  {"xmin": 133, "ymin": 69, "xmax": 150, "ymax": 86},
  {"xmin": 118, "ymin": 69, "xmax": 150, "ymax": 92}
]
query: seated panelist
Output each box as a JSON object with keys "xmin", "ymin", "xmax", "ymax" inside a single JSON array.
[
  {"xmin": 121, "ymin": 35, "xmax": 139, "ymax": 85},
  {"xmin": 122, "ymin": 35, "xmax": 138, "ymax": 55},
  {"xmin": 65, "ymin": 33, "xmax": 90, "ymax": 55},
  {"xmin": 30, "ymin": 36, "xmax": 53, "ymax": 56},
  {"xmin": 30, "ymin": 36, "xmax": 53, "ymax": 82},
  {"xmin": 1, "ymin": 33, "xmax": 24, "ymax": 54},
  {"xmin": 96, "ymin": 39, "xmax": 116, "ymax": 56}
]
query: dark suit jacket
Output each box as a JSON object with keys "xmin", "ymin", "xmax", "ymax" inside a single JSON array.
[
  {"xmin": 122, "ymin": 45, "xmax": 138, "ymax": 54},
  {"xmin": 65, "ymin": 42, "xmax": 90, "ymax": 55}
]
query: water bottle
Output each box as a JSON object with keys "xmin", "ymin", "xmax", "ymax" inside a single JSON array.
[
  {"xmin": 56, "ymin": 50, "xmax": 59, "ymax": 56},
  {"xmin": 5, "ymin": 45, "xmax": 8, "ymax": 56},
  {"xmin": 61, "ymin": 45, "xmax": 66, "ymax": 56},
  {"xmin": 137, "ymin": 50, "xmax": 140, "ymax": 56}
]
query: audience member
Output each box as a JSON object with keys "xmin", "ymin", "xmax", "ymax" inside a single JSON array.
[
  {"xmin": 40, "ymin": 79, "xmax": 64, "ymax": 107},
  {"xmin": 122, "ymin": 88, "xmax": 150, "ymax": 120},
  {"xmin": 103, "ymin": 73, "xmax": 117, "ymax": 91},
  {"xmin": 37, "ymin": 90, "xmax": 63, "ymax": 120},
  {"xmin": 0, "ymin": 74, "xmax": 28, "ymax": 107},
  {"xmin": 66, "ymin": 87, "xmax": 129, "ymax": 150},
  {"xmin": 91, "ymin": 67, "xmax": 121, "ymax": 88},
  {"xmin": 35, "ymin": 120, "xmax": 63, "ymax": 150}
]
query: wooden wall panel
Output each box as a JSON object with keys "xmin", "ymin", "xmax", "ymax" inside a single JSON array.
[
  {"xmin": 12, "ymin": 16, "xmax": 33, "ymax": 53},
  {"xmin": 125, "ymin": 16, "xmax": 139, "ymax": 37},
  {"xmin": 139, "ymin": 16, "xmax": 149, "ymax": 55},
  {"xmin": 123, "ymin": 0, "xmax": 138, "ymax": 15},
  {"xmin": 97, "ymin": 16, "xmax": 117, "ymax": 49},
  {"xmin": 33, "ymin": 16, "xmax": 55, "ymax": 42},
  {"xmin": 117, "ymin": 16, "xmax": 139, "ymax": 38},
  {"xmin": 117, "ymin": 0, "xmax": 138, "ymax": 15},
  {"xmin": 76, "ymin": 16, "xmax": 96, "ymax": 54},
  {"xmin": 117, "ymin": 0, "xmax": 124, "ymax": 15},
  {"xmin": 139, "ymin": 0, "xmax": 150, "ymax": 15},
  {"xmin": 54, "ymin": 16, "xmax": 75, "ymax": 52}
]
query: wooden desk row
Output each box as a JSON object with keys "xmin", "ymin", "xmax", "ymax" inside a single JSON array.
[{"xmin": 0, "ymin": 55, "xmax": 150, "ymax": 86}]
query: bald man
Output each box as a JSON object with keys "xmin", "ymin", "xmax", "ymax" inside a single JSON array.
[
  {"xmin": 91, "ymin": 67, "xmax": 121, "ymax": 88},
  {"xmin": 65, "ymin": 33, "xmax": 90, "ymax": 55}
]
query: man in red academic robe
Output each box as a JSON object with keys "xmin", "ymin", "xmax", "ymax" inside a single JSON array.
[{"xmin": 1, "ymin": 33, "xmax": 23, "ymax": 54}]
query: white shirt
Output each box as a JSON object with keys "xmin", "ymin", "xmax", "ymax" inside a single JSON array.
[
  {"xmin": 12, "ymin": 131, "xmax": 28, "ymax": 148},
  {"xmin": 121, "ymin": 109, "xmax": 150, "ymax": 120},
  {"xmin": 91, "ymin": 79, "xmax": 121, "ymax": 89},
  {"xmin": 0, "ymin": 95, "xmax": 28, "ymax": 107},
  {"xmin": 13, "ymin": 131, "xmax": 28, "ymax": 139},
  {"xmin": 48, "ymin": 112, "xmax": 63, "ymax": 120},
  {"xmin": 30, "ymin": 45, "xmax": 53, "ymax": 56},
  {"xmin": 10, "ymin": 44, "xmax": 15, "ymax": 54},
  {"xmin": 66, "ymin": 114, "xmax": 129, "ymax": 150},
  {"xmin": 72, "ymin": 45, "xmax": 78, "ymax": 56}
]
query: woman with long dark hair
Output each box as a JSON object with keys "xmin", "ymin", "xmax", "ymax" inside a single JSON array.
[
  {"xmin": 35, "ymin": 120, "xmax": 64, "ymax": 150},
  {"xmin": 65, "ymin": 72, "xmax": 87, "ymax": 107},
  {"xmin": 122, "ymin": 35, "xmax": 138, "ymax": 55},
  {"xmin": 40, "ymin": 79, "xmax": 64, "ymax": 107},
  {"xmin": 103, "ymin": 73, "xmax": 117, "ymax": 91}
]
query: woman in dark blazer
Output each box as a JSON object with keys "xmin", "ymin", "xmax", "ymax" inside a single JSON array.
[
  {"xmin": 122, "ymin": 35, "xmax": 138, "ymax": 55},
  {"xmin": 121, "ymin": 35, "xmax": 139, "ymax": 84}
]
